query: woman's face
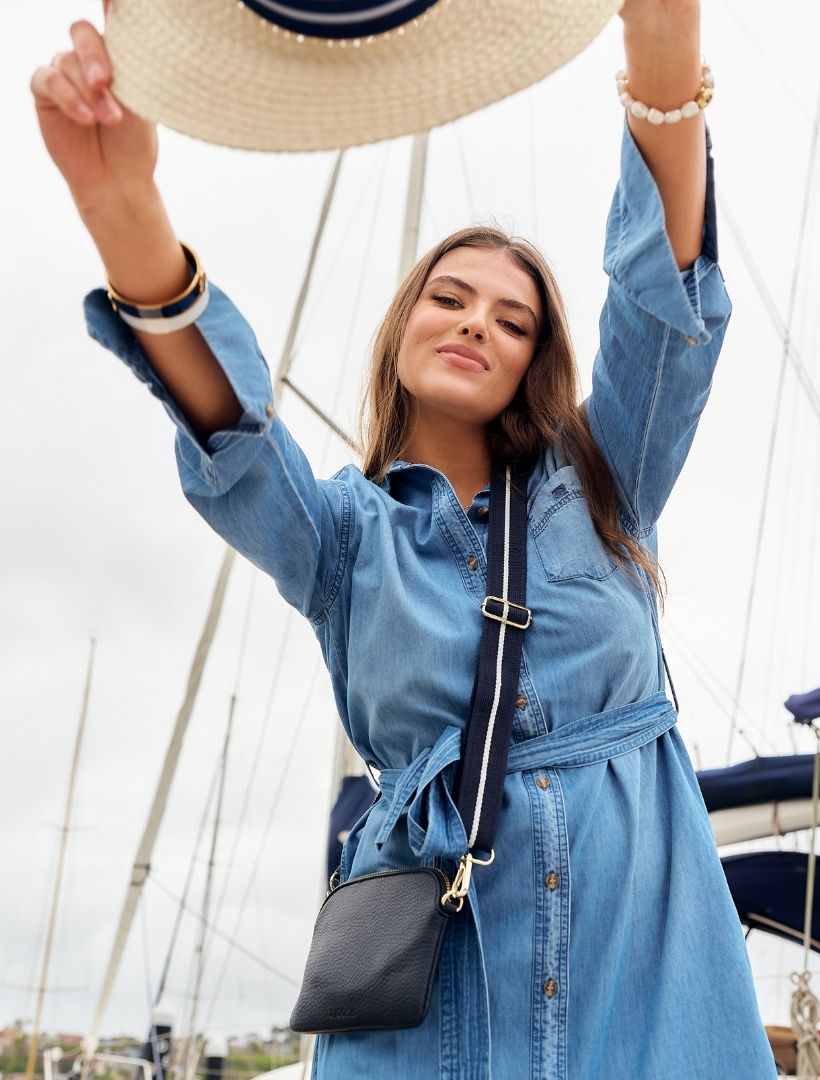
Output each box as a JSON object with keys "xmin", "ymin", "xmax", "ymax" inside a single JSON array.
[{"xmin": 396, "ymin": 245, "xmax": 543, "ymax": 427}]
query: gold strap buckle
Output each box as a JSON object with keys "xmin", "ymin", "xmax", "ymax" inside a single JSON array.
[
  {"xmin": 441, "ymin": 850, "xmax": 495, "ymax": 913},
  {"xmin": 481, "ymin": 595, "xmax": 532, "ymax": 630}
]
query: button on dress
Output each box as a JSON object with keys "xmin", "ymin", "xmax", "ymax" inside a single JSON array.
[{"xmin": 84, "ymin": 120, "xmax": 777, "ymax": 1078}]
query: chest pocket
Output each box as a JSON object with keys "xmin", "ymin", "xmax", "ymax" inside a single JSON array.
[{"xmin": 528, "ymin": 464, "xmax": 621, "ymax": 581}]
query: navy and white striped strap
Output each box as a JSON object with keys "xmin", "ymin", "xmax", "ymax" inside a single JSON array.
[{"xmin": 455, "ymin": 462, "xmax": 532, "ymax": 855}]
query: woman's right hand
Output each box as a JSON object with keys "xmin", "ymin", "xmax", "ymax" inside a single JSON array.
[
  {"xmin": 31, "ymin": 10, "xmax": 245, "ymax": 438},
  {"xmin": 30, "ymin": 14, "xmax": 158, "ymax": 210}
]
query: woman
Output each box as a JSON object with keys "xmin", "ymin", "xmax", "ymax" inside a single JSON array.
[{"xmin": 31, "ymin": 1, "xmax": 777, "ymax": 1076}]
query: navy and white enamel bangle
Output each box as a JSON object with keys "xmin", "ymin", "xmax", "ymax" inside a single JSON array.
[{"xmin": 105, "ymin": 241, "xmax": 210, "ymax": 335}]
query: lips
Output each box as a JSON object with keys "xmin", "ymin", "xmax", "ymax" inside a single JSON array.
[{"xmin": 436, "ymin": 343, "xmax": 488, "ymax": 372}]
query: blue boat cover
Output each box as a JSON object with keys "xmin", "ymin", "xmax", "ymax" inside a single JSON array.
[
  {"xmin": 722, "ymin": 850, "xmax": 820, "ymax": 952},
  {"xmin": 697, "ymin": 754, "xmax": 816, "ymax": 812},
  {"xmin": 786, "ymin": 686, "xmax": 820, "ymax": 724},
  {"xmin": 326, "ymin": 774, "xmax": 377, "ymax": 879}
]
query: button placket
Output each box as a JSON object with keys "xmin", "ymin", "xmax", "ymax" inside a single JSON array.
[
  {"xmin": 530, "ymin": 765, "xmax": 570, "ymax": 1077},
  {"xmin": 431, "ymin": 477, "xmax": 486, "ymax": 597}
]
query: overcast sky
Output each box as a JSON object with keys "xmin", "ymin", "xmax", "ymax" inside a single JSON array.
[{"xmin": 3, "ymin": 0, "xmax": 820, "ymax": 1050}]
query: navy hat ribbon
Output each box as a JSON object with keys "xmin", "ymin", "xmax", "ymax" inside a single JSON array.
[{"xmin": 241, "ymin": 0, "xmax": 440, "ymax": 39}]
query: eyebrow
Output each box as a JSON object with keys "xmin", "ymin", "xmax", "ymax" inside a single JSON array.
[{"xmin": 426, "ymin": 274, "xmax": 538, "ymax": 329}]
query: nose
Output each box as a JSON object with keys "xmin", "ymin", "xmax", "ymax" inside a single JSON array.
[{"xmin": 457, "ymin": 315, "xmax": 487, "ymax": 342}]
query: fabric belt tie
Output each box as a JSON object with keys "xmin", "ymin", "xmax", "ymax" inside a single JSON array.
[
  {"xmin": 377, "ymin": 690, "xmax": 676, "ymax": 860},
  {"xmin": 372, "ymin": 689, "xmax": 677, "ymax": 1080}
]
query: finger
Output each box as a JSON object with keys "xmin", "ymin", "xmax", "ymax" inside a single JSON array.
[
  {"xmin": 30, "ymin": 64, "xmax": 96, "ymax": 125},
  {"xmin": 69, "ymin": 18, "xmax": 111, "ymax": 91},
  {"xmin": 55, "ymin": 50, "xmax": 122, "ymax": 123}
]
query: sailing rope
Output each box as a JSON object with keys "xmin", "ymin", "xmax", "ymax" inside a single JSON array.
[
  {"xmin": 149, "ymin": 874, "xmax": 298, "ymax": 986},
  {"xmin": 724, "ymin": 79, "xmax": 820, "ymax": 764},
  {"xmin": 790, "ymin": 727, "xmax": 820, "ymax": 1079}
]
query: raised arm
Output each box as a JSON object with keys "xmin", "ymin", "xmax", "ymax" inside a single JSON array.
[
  {"xmin": 30, "ymin": 13, "xmax": 242, "ymax": 441},
  {"xmin": 31, "ymin": 13, "xmax": 349, "ymax": 623},
  {"xmin": 620, "ymin": 0, "xmax": 706, "ymax": 270}
]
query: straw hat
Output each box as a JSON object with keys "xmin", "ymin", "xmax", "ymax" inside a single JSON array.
[{"xmin": 104, "ymin": 0, "xmax": 623, "ymax": 152}]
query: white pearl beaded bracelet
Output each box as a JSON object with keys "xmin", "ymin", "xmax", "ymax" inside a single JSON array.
[{"xmin": 616, "ymin": 61, "xmax": 714, "ymax": 125}]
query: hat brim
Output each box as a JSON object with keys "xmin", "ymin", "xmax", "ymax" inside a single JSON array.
[{"xmin": 105, "ymin": 0, "xmax": 623, "ymax": 152}]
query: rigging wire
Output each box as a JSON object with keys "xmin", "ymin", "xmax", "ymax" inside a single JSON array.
[
  {"xmin": 760, "ymin": 370, "xmax": 805, "ymax": 721},
  {"xmin": 293, "ymin": 149, "xmax": 384, "ymax": 360},
  {"xmin": 316, "ymin": 141, "xmax": 392, "ymax": 466},
  {"xmin": 84, "ymin": 549, "xmax": 235, "ymax": 1065},
  {"xmin": 803, "ymin": 435, "xmax": 820, "ymax": 684},
  {"xmin": 719, "ymin": 0, "xmax": 816, "ymax": 127},
  {"xmin": 199, "ymin": 655, "xmax": 325, "ymax": 1035},
  {"xmin": 725, "ymin": 80, "xmax": 820, "ymax": 763},
  {"xmin": 139, "ymin": 890, "xmax": 163, "ymax": 1080},
  {"xmin": 152, "ymin": 760, "xmax": 221, "ymax": 1005},
  {"xmin": 202, "ymin": 607, "xmax": 297, "ymax": 980},
  {"xmin": 181, "ymin": 698, "xmax": 235, "ymax": 1080},
  {"xmin": 663, "ymin": 623, "xmax": 780, "ymax": 756},
  {"xmin": 149, "ymin": 875, "xmax": 298, "ymax": 989},
  {"xmin": 799, "ymin": 188, "xmax": 820, "ymax": 686},
  {"xmin": 232, "ymin": 569, "xmax": 256, "ymax": 696},
  {"xmin": 715, "ymin": 192, "xmax": 820, "ymax": 426}
]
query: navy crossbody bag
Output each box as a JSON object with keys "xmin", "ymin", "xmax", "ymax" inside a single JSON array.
[{"xmin": 290, "ymin": 462, "xmax": 533, "ymax": 1035}]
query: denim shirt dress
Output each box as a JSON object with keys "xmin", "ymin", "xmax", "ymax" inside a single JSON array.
[{"xmin": 84, "ymin": 120, "xmax": 777, "ymax": 1079}]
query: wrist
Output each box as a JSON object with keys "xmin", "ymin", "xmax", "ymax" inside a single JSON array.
[
  {"xmin": 74, "ymin": 177, "xmax": 163, "ymax": 228},
  {"xmin": 619, "ymin": 0, "xmax": 700, "ymax": 29},
  {"xmin": 76, "ymin": 183, "xmax": 191, "ymax": 307}
]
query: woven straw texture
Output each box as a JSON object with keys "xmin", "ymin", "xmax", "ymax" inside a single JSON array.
[{"xmin": 104, "ymin": 0, "xmax": 623, "ymax": 152}]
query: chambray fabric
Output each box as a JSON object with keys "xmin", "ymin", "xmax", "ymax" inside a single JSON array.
[{"xmin": 84, "ymin": 120, "xmax": 777, "ymax": 1079}]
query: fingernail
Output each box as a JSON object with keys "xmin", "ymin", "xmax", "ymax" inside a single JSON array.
[
  {"xmin": 98, "ymin": 92, "xmax": 122, "ymax": 121},
  {"xmin": 86, "ymin": 61, "xmax": 106, "ymax": 86},
  {"xmin": 78, "ymin": 102, "xmax": 95, "ymax": 121}
]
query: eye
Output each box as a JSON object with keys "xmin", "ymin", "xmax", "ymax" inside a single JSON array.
[
  {"xmin": 501, "ymin": 320, "xmax": 526, "ymax": 336},
  {"xmin": 431, "ymin": 293, "xmax": 461, "ymax": 307}
]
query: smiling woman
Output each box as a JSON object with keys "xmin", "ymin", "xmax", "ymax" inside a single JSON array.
[
  {"xmin": 31, "ymin": 0, "xmax": 779, "ymax": 1076},
  {"xmin": 361, "ymin": 225, "xmax": 663, "ymax": 590}
]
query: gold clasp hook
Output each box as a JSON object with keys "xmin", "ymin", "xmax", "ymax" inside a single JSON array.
[{"xmin": 441, "ymin": 850, "xmax": 495, "ymax": 912}]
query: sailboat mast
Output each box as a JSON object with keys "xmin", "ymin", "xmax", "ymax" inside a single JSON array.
[
  {"xmin": 84, "ymin": 548, "xmax": 235, "ymax": 1065},
  {"xmin": 398, "ymin": 133, "xmax": 429, "ymax": 279},
  {"xmin": 182, "ymin": 694, "xmax": 237, "ymax": 1080},
  {"xmin": 25, "ymin": 638, "xmax": 96, "ymax": 1080}
]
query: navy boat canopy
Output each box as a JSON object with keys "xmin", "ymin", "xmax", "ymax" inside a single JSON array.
[
  {"xmin": 697, "ymin": 754, "xmax": 816, "ymax": 812},
  {"xmin": 722, "ymin": 850, "xmax": 820, "ymax": 952},
  {"xmin": 786, "ymin": 686, "xmax": 820, "ymax": 724},
  {"xmin": 326, "ymin": 774, "xmax": 377, "ymax": 879}
]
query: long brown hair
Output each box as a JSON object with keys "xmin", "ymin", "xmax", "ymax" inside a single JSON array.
[{"xmin": 357, "ymin": 225, "xmax": 664, "ymax": 602}]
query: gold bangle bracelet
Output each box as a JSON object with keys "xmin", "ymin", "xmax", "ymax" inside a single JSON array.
[{"xmin": 105, "ymin": 241, "xmax": 204, "ymax": 312}]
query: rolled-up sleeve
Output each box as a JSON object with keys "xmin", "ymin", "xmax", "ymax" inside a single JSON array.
[
  {"xmin": 83, "ymin": 283, "xmax": 350, "ymax": 622},
  {"xmin": 586, "ymin": 117, "xmax": 732, "ymax": 534}
]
